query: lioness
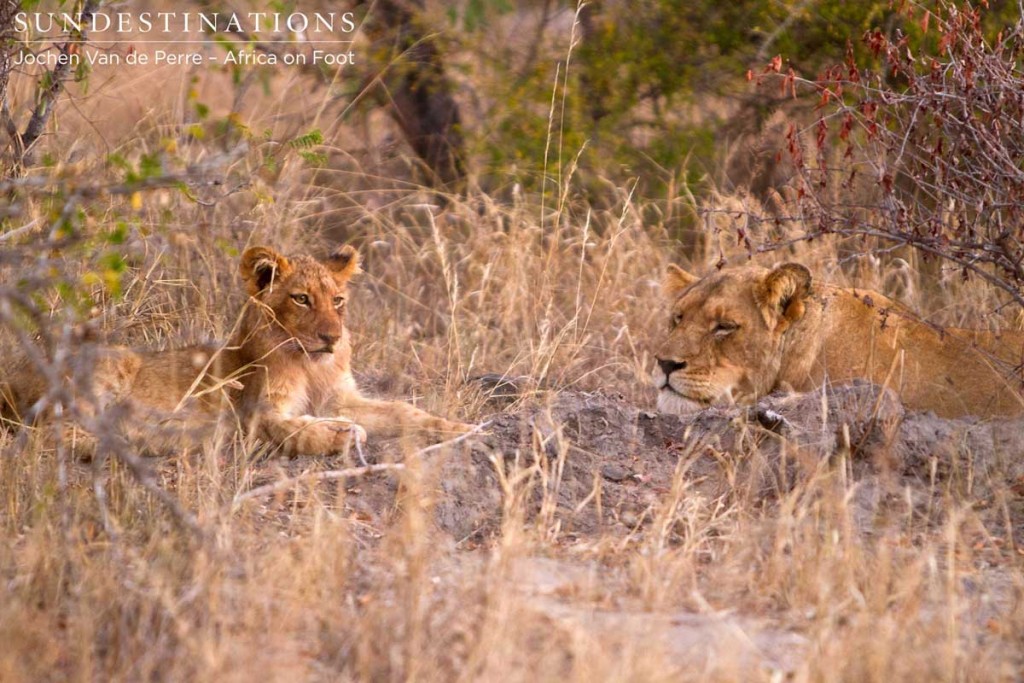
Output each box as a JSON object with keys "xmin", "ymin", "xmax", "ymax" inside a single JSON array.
[
  {"xmin": 1, "ymin": 245, "xmax": 472, "ymax": 456},
  {"xmin": 653, "ymin": 261, "xmax": 1024, "ymax": 418}
]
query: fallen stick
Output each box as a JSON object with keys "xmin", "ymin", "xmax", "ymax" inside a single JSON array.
[{"xmin": 229, "ymin": 420, "xmax": 492, "ymax": 512}]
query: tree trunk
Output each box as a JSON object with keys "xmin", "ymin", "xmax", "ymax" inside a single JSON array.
[
  {"xmin": 358, "ymin": 0, "xmax": 467, "ymax": 196},
  {"xmin": 1, "ymin": 0, "xmax": 20, "ymax": 178}
]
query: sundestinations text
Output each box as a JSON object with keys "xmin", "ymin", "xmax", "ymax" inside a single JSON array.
[{"xmin": 14, "ymin": 12, "xmax": 357, "ymax": 35}]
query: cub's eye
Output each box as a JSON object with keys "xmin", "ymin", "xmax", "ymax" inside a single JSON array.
[
  {"xmin": 290, "ymin": 293, "xmax": 310, "ymax": 306},
  {"xmin": 713, "ymin": 321, "xmax": 739, "ymax": 336},
  {"xmin": 332, "ymin": 296, "xmax": 345, "ymax": 308},
  {"xmin": 671, "ymin": 313, "xmax": 683, "ymax": 327}
]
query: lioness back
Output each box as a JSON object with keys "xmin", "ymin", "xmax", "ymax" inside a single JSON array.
[{"xmin": 653, "ymin": 261, "xmax": 1024, "ymax": 418}]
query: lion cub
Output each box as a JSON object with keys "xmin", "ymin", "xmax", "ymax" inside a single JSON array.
[{"xmin": 1, "ymin": 245, "xmax": 472, "ymax": 456}]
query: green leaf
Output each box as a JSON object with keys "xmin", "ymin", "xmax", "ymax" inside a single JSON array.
[
  {"xmin": 299, "ymin": 151, "xmax": 328, "ymax": 167},
  {"xmin": 106, "ymin": 223, "xmax": 128, "ymax": 245},
  {"xmin": 138, "ymin": 153, "xmax": 162, "ymax": 180},
  {"xmin": 289, "ymin": 129, "xmax": 324, "ymax": 149}
]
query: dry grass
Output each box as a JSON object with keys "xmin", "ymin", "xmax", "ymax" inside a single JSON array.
[{"xmin": 2, "ymin": 14, "xmax": 1024, "ymax": 682}]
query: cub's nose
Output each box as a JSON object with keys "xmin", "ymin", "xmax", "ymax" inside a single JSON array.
[
  {"xmin": 657, "ymin": 358, "xmax": 687, "ymax": 376},
  {"xmin": 318, "ymin": 332, "xmax": 341, "ymax": 347}
]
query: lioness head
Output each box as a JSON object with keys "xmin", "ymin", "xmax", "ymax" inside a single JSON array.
[
  {"xmin": 653, "ymin": 261, "xmax": 812, "ymax": 414},
  {"xmin": 240, "ymin": 245, "xmax": 361, "ymax": 358}
]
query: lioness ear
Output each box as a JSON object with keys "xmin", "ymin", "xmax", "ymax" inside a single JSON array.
[
  {"xmin": 240, "ymin": 246, "xmax": 293, "ymax": 296},
  {"xmin": 326, "ymin": 245, "xmax": 361, "ymax": 282},
  {"xmin": 754, "ymin": 262, "xmax": 812, "ymax": 332},
  {"xmin": 663, "ymin": 264, "xmax": 698, "ymax": 298}
]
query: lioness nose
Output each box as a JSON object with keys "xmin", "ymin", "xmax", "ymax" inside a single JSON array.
[
  {"xmin": 318, "ymin": 332, "xmax": 340, "ymax": 346},
  {"xmin": 658, "ymin": 358, "xmax": 687, "ymax": 376}
]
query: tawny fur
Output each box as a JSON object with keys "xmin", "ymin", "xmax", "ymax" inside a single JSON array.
[
  {"xmin": 653, "ymin": 262, "xmax": 1024, "ymax": 418},
  {"xmin": 1, "ymin": 245, "xmax": 471, "ymax": 456}
]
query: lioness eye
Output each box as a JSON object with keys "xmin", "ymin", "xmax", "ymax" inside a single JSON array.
[
  {"xmin": 671, "ymin": 313, "xmax": 683, "ymax": 327},
  {"xmin": 332, "ymin": 296, "xmax": 345, "ymax": 308},
  {"xmin": 713, "ymin": 321, "xmax": 739, "ymax": 335},
  {"xmin": 290, "ymin": 293, "xmax": 310, "ymax": 306}
]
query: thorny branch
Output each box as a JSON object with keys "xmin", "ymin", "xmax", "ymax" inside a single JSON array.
[{"xmin": 747, "ymin": 0, "xmax": 1024, "ymax": 305}]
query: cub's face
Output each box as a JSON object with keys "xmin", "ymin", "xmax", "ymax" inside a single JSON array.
[
  {"xmin": 653, "ymin": 262, "xmax": 812, "ymax": 414},
  {"xmin": 240, "ymin": 245, "xmax": 361, "ymax": 358}
]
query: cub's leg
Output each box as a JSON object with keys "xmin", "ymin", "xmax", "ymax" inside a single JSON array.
[
  {"xmin": 254, "ymin": 409, "xmax": 367, "ymax": 457},
  {"xmin": 234, "ymin": 368, "xmax": 366, "ymax": 457},
  {"xmin": 328, "ymin": 395, "xmax": 473, "ymax": 439}
]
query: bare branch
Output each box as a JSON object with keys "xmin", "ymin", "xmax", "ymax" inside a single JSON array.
[{"xmin": 15, "ymin": 0, "xmax": 103, "ymax": 168}]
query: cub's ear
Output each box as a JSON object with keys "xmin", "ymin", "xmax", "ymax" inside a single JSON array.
[
  {"xmin": 663, "ymin": 264, "xmax": 698, "ymax": 298},
  {"xmin": 240, "ymin": 246, "xmax": 293, "ymax": 296},
  {"xmin": 326, "ymin": 244, "xmax": 361, "ymax": 282},
  {"xmin": 754, "ymin": 262, "xmax": 812, "ymax": 332}
]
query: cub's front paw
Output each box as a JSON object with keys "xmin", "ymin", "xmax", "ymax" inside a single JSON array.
[
  {"xmin": 327, "ymin": 420, "xmax": 367, "ymax": 451},
  {"xmin": 439, "ymin": 419, "xmax": 481, "ymax": 435},
  {"xmin": 293, "ymin": 418, "xmax": 366, "ymax": 456}
]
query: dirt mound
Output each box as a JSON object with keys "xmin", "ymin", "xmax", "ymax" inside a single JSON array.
[{"xmin": 423, "ymin": 384, "xmax": 1024, "ymax": 542}]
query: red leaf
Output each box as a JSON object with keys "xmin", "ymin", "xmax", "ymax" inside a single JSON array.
[{"xmin": 839, "ymin": 112, "xmax": 853, "ymax": 141}]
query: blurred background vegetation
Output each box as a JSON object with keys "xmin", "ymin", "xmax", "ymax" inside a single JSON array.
[
  {"xmin": 7, "ymin": 1, "xmax": 1020, "ymax": 249},
  {"xmin": 4, "ymin": 0, "xmax": 1021, "ymax": 305}
]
